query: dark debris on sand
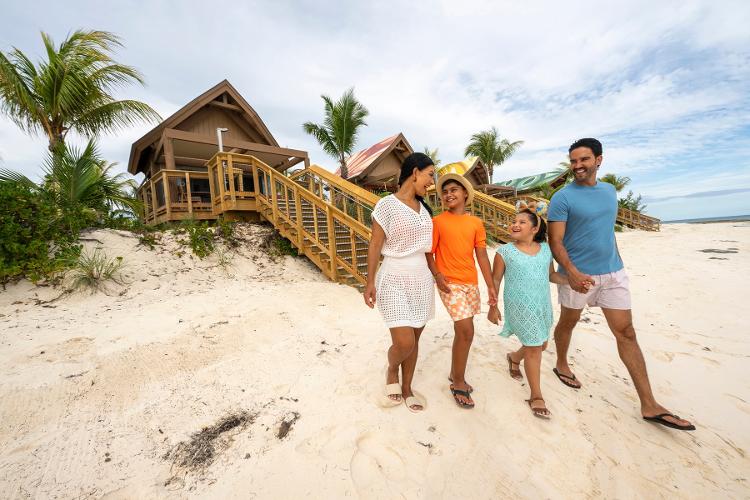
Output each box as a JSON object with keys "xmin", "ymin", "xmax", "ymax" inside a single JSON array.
[
  {"xmin": 164, "ymin": 410, "xmax": 256, "ymax": 472},
  {"xmin": 277, "ymin": 412, "xmax": 301, "ymax": 440}
]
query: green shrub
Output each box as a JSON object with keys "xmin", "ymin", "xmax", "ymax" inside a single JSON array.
[
  {"xmin": 138, "ymin": 232, "xmax": 161, "ymax": 249},
  {"xmin": 177, "ymin": 219, "xmax": 215, "ymax": 258},
  {"xmin": 267, "ymin": 234, "xmax": 298, "ymax": 257},
  {"xmin": 69, "ymin": 249, "xmax": 124, "ymax": 293},
  {"xmin": 216, "ymin": 217, "xmax": 239, "ymax": 247},
  {"xmin": 0, "ymin": 183, "xmax": 80, "ymax": 286}
]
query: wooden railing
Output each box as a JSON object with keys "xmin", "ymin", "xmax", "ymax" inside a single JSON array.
[
  {"xmin": 137, "ymin": 170, "xmax": 213, "ymax": 224},
  {"xmin": 291, "ymin": 165, "xmax": 381, "ymax": 227},
  {"xmin": 428, "ymin": 188, "xmax": 516, "ymax": 242},
  {"xmin": 507, "ymin": 195, "xmax": 660, "ymax": 231},
  {"xmin": 617, "ymin": 207, "xmax": 660, "ymax": 231},
  {"xmin": 206, "ymin": 153, "xmax": 371, "ymax": 287}
]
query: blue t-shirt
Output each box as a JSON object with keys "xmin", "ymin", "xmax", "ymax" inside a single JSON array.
[{"xmin": 547, "ymin": 181, "xmax": 623, "ymax": 275}]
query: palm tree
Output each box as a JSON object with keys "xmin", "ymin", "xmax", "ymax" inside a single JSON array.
[
  {"xmin": 423, "ymin": 147, "xmax": 441, "ymax": 167},
  {"xmin": 599, "ymin": 173, "xmax": 631, "ymax": 192},
  {"xmin": 0, "ymin": 30, "xmax": 160, "ymax": 151},
  {"xmin": 0, "ymin": 140, "xmax": 139, "ymax": 232},
  {"xmin": 464, "ymin": 127, "xmax": 523, "ymax": 183},
  {"xmin": 303, "ymin": 88, "xmax": 369, "ymax": 179}
]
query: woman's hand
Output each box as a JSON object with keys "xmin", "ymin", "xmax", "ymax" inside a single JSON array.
[
  {"xmin": 363, "ymin": 283, "xmax": 377, "ymax": 308},
  {"xmin": 487, "ymin": 305, "xmax": 501, "ymax": 325},
  {"xmin": 435, "ymin": 273, "xmax": 451, "ymax": 294}
]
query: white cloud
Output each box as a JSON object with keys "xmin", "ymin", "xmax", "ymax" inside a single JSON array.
[{"xmin": 1, "ymin": 0, "xmax": 749, "ymax": 219}]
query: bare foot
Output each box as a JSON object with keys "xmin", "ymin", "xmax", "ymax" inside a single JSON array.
[{"xmin": 449, "ymin": 375, "xmax": 473, "ymax": 393}]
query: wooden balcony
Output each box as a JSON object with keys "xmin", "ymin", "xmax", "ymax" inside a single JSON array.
[{"xmin": 138, "ymin": 170, "xmax": 214, "ymax": 225}]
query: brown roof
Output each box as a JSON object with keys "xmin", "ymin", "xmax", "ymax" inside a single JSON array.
[
  {"xmin": 335, "ymin": 133, "xmax": 413, "ymax": 181},
  {"xmin": 127, "ymin": 80, "xmax": 279, "ymax": 175}
]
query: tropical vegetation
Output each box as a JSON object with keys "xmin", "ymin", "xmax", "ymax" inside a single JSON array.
[
  {"xmin": 464, "ymin": 127, "xmax": 522, "ymax": 182},
  {"xmin": 0, "ymin": 29, "xmax": 160, "ymax": 151},
  {"xmin": 423, "ymin": 147, "xmax": 441, "ymax": 167},
  {"xmin": 303, "ymin": 88, "xmax": 369, "ymax": 179}
]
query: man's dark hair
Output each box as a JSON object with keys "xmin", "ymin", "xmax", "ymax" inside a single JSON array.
[{"xmin": 569, "ymin": 138, "xmax": 602, "ymax": 157}]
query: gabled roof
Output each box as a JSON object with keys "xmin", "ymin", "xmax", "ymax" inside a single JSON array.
[
  {"xmin": 437, "ymin": 156, "xmax": 490, "ymax": 186},
  {"xmin": 335, "ymin": 133, "xmax": 413, "ymax": 180},
  {"xmin": 494, "ymin": 169, "xmax": 569, "ymax": 192},
  {"xmin": 128, "ymin": 80, "xmax": 278, "ymax": 174}
]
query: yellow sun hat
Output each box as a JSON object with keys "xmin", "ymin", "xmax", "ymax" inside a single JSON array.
[{"xmin": 436, "ymin": 173, "xmax": 475, "ymax": 206}]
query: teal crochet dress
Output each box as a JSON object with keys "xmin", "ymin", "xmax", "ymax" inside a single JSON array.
[{"xmin": 496, "ymin": 242, "xmax": 553, "ymax": 346}]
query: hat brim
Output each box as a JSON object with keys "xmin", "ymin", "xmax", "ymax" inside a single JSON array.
[{"xmin": 436, "ymin": 173, "xmax": 475, "ymax": 206}]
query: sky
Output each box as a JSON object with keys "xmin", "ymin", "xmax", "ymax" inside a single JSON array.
[{"xmin": 1, "ymin": 0, "xmax": 749, "ymax": 221}]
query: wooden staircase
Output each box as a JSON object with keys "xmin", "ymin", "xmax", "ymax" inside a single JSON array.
[{"xmin": 206, "ymin": 153, "xmax": 378, "ymax": 290}]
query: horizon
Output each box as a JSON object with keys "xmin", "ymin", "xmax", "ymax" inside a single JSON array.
[{"xmin": 1, "ymin": 0, "xmax": 749, "ymax": 221}]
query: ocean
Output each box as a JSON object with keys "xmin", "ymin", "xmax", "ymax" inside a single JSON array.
[{"xmin": 663, "ymin": 214, "xmax": 750, "ymax": 224}]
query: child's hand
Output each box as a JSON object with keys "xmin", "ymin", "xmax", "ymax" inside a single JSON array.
[
  {"xmin": 487, "ymin": 287, "xmax": 498, "ymax": 306},
  {"xmin": 435, "ymin": 273, "xmax": 451, "ymax": 294},
  {"xmin": 487, "ymin": 305, "xmax": 501, "ymax": 325}
]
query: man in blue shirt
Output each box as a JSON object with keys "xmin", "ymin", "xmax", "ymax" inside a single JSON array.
[{"xmin": 548, "ymin": 138, "xmax": 695, "ymax": 431}]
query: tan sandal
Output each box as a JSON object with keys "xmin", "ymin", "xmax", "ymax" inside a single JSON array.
[
  {"xmin": 507, "ymin": 353, "xmax": 523, "ymax": 381},
  {"xmin": 404, "ymin": 395, "xmax": 425, "ymax": 413},
  {"xmin": 526, "ymin": 397, "xmax": 551, "ymax": 419}
]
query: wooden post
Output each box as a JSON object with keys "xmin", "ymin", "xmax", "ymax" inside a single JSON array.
[
  {"xmin": 357, "ymin": 204, "xmax": 364, "ymax": 224},
  {"xmin": 207, "ymin": 159, "xmax": 217, "ymax": 214},
  {"xmin": 227, "ymin": 155, "xmax": 236, "ymax": 207},
  {"xmin": 185, "ymin": 172, "xmax": 193, "ymax": 215},
  {"xmin": 163, "ymin": 172, "xmax": 172, "ymax": 221},
  {"xmin": 269, "ymin": 168, "xmax": 278, "ymax": 224},
  {"xmin": 216, "ymin": 156, "xmax": 226, "ymax": 212},
  {"xmin": 294, "ymin": 189, "xmax": 303, "ymax": 249},
  {"xmin": 350, "ymin": 228, "xmax": 357, "ymax": 275},
  {"xmin": 150, "ymin": 179, "xmax": 158, "ymax": 223},
  {"xmin": 252, "ymin": 161, "xmax": 261, "ymax": 198},
  {"xmin": 164, "ymin": 137, "xmax": 176, "ymax": 170},
  {"xmin": 326, "ymin": 205, "xmax": 337, "ymax": 280}
]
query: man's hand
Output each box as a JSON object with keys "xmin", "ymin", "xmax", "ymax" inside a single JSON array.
[
  {"xmin": 568, "ymin": 271, "xmax": 594, "ymax": 294},
  {"xmin": 435, "ymin": 273, "xmax": 451, "ymax": 294},
  {"xmin": 487, "ymin": 287, "xmax": 498, "ymax": 306},
  {"xmin": 487, "ymin": 305, "xmax": 501, "ymax": 325},
  {"xmin": 363, "ymin": 283, "xmax": 377, "ymax": 308}
]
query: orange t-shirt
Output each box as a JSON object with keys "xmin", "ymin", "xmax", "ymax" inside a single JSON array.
[{"xmin": 431, "ymin": 211, "xmax": 487, "ymax": 285}]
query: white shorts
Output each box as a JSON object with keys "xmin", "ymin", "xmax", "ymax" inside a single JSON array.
[{"xmin": 557, "ymin": 269, "xmax": 631, "ymax": 310}]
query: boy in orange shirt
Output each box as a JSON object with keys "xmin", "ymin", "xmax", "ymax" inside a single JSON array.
[{"xmin": 427, "ymin": 174, "xmax": 497, "ymax": 408}]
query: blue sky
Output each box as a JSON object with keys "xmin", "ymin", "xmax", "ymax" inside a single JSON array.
[{"xmin": 1, "ymin": 0, "xmax": 748, "ymax": 221}]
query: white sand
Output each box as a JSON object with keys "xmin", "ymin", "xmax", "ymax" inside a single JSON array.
[{"xmin": 0, "ymin": 221, "xmax": 748, "ymax": 499}]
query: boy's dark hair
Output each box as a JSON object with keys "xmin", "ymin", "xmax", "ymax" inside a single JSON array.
[
  {"xmin": 569, "ymin": 138, "xmax": 603, "ymax": 157},
  {"xmin": 399, "ymin": 152, "xmax": 434, "ymax": 215},
  {"xmin": 440, "ymin": 179, "xmax": 464, "ymax": 191},
  {"xmin": 519, "ymin": 209, "xmax": 547, "ymax": 243}
]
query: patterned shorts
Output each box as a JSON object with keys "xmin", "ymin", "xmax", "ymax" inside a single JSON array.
[{"xmin": 438, "ymin": 283, "xmax": 481, "ymax": 322}]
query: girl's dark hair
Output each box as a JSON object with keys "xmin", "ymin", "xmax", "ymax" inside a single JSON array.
[
  {"xmin": 519, "ymin": 209, "xmax": 547, "ymax": 242},
  {"xmin": 399, "ymin": 152, "xmax": 434, "ymax": 215}
]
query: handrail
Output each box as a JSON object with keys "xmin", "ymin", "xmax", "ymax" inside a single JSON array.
[{"xmin": 206, "ymin": 152, "xmax": 372, "ymax": 286}]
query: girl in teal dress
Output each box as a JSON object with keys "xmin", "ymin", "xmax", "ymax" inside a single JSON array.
[{"xmin": 488, "ymin": 207, "xmax": 568, "ymax": 419}]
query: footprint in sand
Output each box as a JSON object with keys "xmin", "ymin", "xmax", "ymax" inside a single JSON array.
[{"xmin": 350, "ymin": 432, "xmax": 409, "ymax": 497}]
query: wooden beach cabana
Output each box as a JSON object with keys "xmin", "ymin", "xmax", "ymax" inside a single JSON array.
[
  {"xmin": 335, "ymin": 133, "xmax": 413, "ymax": 192},
  {"xmin": 129, "ymin": 80, "xmax": 309, "ymax": 224},
  {"xmin": 436, "ymin": 156, "xmax": 513, "ymax": 197}
]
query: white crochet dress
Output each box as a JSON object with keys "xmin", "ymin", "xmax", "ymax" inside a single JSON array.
[{"xmin": 372, "ymin": 195, "xmax": 435, "ymax": 328}]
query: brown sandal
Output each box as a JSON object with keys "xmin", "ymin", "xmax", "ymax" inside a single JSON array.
[
  {"xmin": 506, "ymin": 353, "xmax": 523, "ymax": 381},
  {"xmin": 526, "ymin": 398, "xmax": 551, "ymax": 419}
]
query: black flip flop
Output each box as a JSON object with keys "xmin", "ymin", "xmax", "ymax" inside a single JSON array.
[
  {"xmin": 450, "ymin": 388, "xmax": 475, "ymax": 409},
  {"xmin": 643, "ymin": 413, "xmax": 696, "ymax": 431},
  {"xmin": 553, "ymin": 368, "xmax": 582, "ymax": 389},
  {"xmin": 448, "ymin": 377, "xmax": 473, "ymax": 393}
]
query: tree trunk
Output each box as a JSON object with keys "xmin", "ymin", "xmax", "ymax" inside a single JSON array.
[{"xmin": 339, "ymin": 156, "xmax": 348, "ymax": 180}]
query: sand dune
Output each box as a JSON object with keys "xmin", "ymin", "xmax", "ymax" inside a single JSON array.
[{"xmin": 0, "ymin": 222, "xmax": 748, "ymax": 499}]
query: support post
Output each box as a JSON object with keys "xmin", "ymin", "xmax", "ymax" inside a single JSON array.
[{"xmin": 185, "ymin": 172, "xmax": 193, "ymax": 214}]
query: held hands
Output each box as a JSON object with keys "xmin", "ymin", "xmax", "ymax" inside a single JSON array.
[
  {"xmin": 487, "ymin": 286, "xmax": 498, "ymax": 307},
  {"xmin": 568, "ymin": 271, "xmax": 595, "ymax": 294},
  {"xmin": 363, "ymin": 283, "xmax": 377, "ymax": 308},
  {"xmin": 487, "ymin": 305, "xmax": 501, "ymax": 325}
]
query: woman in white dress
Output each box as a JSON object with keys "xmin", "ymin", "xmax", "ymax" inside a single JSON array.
[{"xmin": 364, "ymin": 153, "xmax": 436, "ymax": 412}]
